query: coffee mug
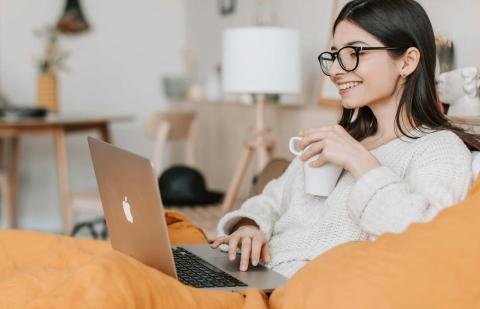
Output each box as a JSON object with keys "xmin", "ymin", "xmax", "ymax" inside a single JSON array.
[{"xmin": 289, "ymin": 136, "xmax": 343, "ymax": 197}]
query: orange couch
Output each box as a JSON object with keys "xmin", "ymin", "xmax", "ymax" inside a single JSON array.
[
  {"xmin": 2, "ymin": 181, "xmax": 480, "ymax": 308},
  {"xmin": 0, "ymin": 211, "xmax": 267, "ymax": 308},
  {"xmin": 270, "ymin": 177, "xmax": 480, "ymax": 308}
]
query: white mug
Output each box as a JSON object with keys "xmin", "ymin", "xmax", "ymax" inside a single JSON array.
[{"xmin": 289, "ymin": 136, "xmax": 343, "ymax": 197}]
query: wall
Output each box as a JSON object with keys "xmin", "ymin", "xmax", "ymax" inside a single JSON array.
[
  {"xmin": 0, "ymin": 0, "xmax": 186, "ymax": 231},
  {"xmin": 418, "ymin": 0, "xmax": 479, "ymax": 70}
]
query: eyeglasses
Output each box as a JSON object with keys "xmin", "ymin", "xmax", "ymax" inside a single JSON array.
[{"xmin": 318, "ymin": 46, "xmax": 405, "ymax": 76}]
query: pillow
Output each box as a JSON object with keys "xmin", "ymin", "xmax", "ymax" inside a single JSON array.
[
  {"xmin": 165, "ymin": 210, "xmax": 209, "ymax": 244},
  {"xmin": 269, "ymin": 178, "xmax": 480, "ymax": 309},
  {"xmin": 472, "ymin": 151, "xmax": 480, "ymax": 183}
]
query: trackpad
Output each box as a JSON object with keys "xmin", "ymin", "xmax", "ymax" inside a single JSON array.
[{"xmin": 210, "ymin": 251, "xmax": 267, "ymax": 273}]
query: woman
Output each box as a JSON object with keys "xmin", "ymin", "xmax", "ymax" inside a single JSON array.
[{"xmin": 212, "ymin": 0, "xmax": 480, "ymax": 278}]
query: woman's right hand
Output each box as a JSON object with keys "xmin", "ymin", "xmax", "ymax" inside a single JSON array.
[{"xmin": 211, "ymin": 224, "xmax": 270, "ymax": 271}]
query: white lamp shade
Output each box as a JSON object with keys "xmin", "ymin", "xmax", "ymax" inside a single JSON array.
[{"xmin": 222, "ymin": 27, "xmax": 301, "ymax": 94}]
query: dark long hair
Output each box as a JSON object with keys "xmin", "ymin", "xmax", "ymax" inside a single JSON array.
[{"xmin": 334, "ymin": 0, "xmax": 480, "ymax": 150}]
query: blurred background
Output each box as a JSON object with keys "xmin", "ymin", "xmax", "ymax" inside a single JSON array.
[{"xmin": 0, "ymin": 0, "xmax": 478, "ymax": 235}]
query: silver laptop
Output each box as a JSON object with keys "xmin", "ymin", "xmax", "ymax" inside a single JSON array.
[{"xmin": 88, "ymin": 137, "xmax": 287, "ymax": 292}]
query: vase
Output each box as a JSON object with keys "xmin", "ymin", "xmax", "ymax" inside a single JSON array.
[
  {"xmin": 37, "ymin": 73, "xmax": 59, "ymax": 113},
  {"xmin": 436, "ymin": 43, "xmax": 455, "ymax": 74}
]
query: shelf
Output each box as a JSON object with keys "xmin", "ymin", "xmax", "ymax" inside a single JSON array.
[{"xmin": 449, "ymin": 116, "xmax": 480, "ymax": 126}]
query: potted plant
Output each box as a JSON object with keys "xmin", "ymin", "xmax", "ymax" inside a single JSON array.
[
  {"xmin": 435, "ymin": 33, "xmax": 454, "ymax": 74},
  {"xmin": 35, "ymin": 26, "xmax": 69, "ymax": 113}
]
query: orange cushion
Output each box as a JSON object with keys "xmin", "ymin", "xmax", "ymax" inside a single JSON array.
[
  {"xmin": 269, "ymin": 179, "xmax": 480, "ymax": 309},
  {"xmin": 165, "ymin": 210, "xmax": 209, "ymax": 244}
]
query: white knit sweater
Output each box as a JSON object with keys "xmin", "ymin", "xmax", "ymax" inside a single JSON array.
[{"xmin": 217, "ymin": 129, "xmax": 472, "ymax": 278}]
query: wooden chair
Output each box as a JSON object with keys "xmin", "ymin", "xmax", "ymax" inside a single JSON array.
[
  {"xmin": 249, "ymin": 158, "xmax": 290, "ymax": 197},
  {"xmin": 145, "ymin": 111, "xmax": 197, "ymax": 176},
  {"xmin": 147, "ymin": 110, "xmax": 233, "ymax": 240}
]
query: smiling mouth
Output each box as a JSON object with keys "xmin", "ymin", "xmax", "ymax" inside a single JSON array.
[{"xmin": 337, "ymin": 81, "xmax": 362, "ymax": 91}]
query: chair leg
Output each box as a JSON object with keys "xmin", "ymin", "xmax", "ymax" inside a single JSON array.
[
  {"xmin": 87, "ymin": 223, "xmax": 99, "ymax": 239},
  {"xmin": 71, "ymin": 217, "xmax": 107, "ymax": 239},
  {"xmin": 221, "ymin": 143, "xmax": 255, "ymax": 213},
  {"xmin": 6, "ymin": 137, "xmax": 19, "ymax": 228},
  {"xmin": 0, "ymin": 173, "xmax": 10, "ymax": 228},
  {"xmin": 266, "ymin": 141, "xmax": 275, "ymax": 160},
  {"xmin": 101, "ymin": 219, "xmax": 108, "ymax": 239}
]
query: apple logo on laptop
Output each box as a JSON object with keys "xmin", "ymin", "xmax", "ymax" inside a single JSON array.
[{"xmin": 122, "ymin": 196, "xmax": 133, "ymax": 223}]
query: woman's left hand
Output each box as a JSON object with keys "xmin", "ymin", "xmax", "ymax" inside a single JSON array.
[{"xmin": 297, "ymin": 124, "xmax": 380, "ymax": 179}]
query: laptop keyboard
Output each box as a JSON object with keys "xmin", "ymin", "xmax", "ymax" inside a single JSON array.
[{"xmin": 172, "ymin": 247, "xmax": 248, "ymax": 288}]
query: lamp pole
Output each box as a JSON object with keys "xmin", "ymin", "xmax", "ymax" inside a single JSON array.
[
  {"xmin": 221, "ymin": 96, "xmax": 274, "ymax": 212},
  {"xmin": 254, "ymin": 94, "xmax": 269, "ymax": 172}
]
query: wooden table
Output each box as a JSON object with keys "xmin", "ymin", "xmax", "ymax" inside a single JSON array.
[{"xmin": 0, "ymin": 114, "xmax": 130, "ymax": 233}]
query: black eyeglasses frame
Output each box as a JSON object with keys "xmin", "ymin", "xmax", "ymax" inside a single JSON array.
[{"xmin": 318, "ymin": 46, "xmax": 406, "ymax": 76}]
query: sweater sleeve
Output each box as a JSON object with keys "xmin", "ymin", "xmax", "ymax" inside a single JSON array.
[
  {"xmin": 347, "ymin": 132, "xmax": 472, "ymax": 237},
  {"xmin": 216, "ymin": 158, "xmax": 301, "ymax": 240}
]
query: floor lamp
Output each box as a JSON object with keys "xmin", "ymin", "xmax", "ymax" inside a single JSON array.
[{"xmin": 221, "ymin": 27, "xmax": 300, "ymax": 212}]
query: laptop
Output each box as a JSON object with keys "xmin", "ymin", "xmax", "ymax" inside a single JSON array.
[{"xmin": 87, "ymin": 137, "xmax": 287, "ymax": 292}]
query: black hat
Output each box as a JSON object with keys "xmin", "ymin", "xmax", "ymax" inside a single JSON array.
[{"xmin": 158, "ymin": 165, "xmax": 224, "ymax": 206}]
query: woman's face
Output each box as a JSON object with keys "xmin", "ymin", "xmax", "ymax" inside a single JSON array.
[{"xmin": 329, "ymin": 21, "xmax": 403, "ymax": 109}]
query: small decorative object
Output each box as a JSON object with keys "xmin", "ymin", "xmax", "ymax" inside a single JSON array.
[
  {"xmin": 254, "ymin": 0, "xmax": 276, "ymax": 26},
  {"xmin": 205, "ymin": 65, "xmax": 222, "ymax": 101},
  {"xmin": 218, "ymin": 0, "xmax": 236, "ymax": 16},
  {"xmin": 0, "ymin": 92, "xmax": 10, "ymax": 108},
  {"xmin": 435, "ymin": 33, "xmax": 455, "ymax": 73},
  {"xmin": 437, "ymin": 67, "xmax": 480, "ymax": 116},
  {"xmin": 0, "ymin": 107, "xmax": 48, "ymax": 120},
  {"xmin": 162, "ymin": 76, "xmax": 188, "ymax": 101},
  {"xmin": 34, "ymin": 26, "xmax": 69, "ymax": 113},
  {"xmin": 57, "ymin": 0, "xmax": 90, "ymax": 34},
  {"xmin": 187, "ymin": 83, "xmax": 205, "ymax": 102},
  {"xmin": 37, "ymin": 74, "xmax": 59, "ymax": 113},
  {"xmin": 180, "ymin": 49, "xmax": 205, "ymax": 102}
]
